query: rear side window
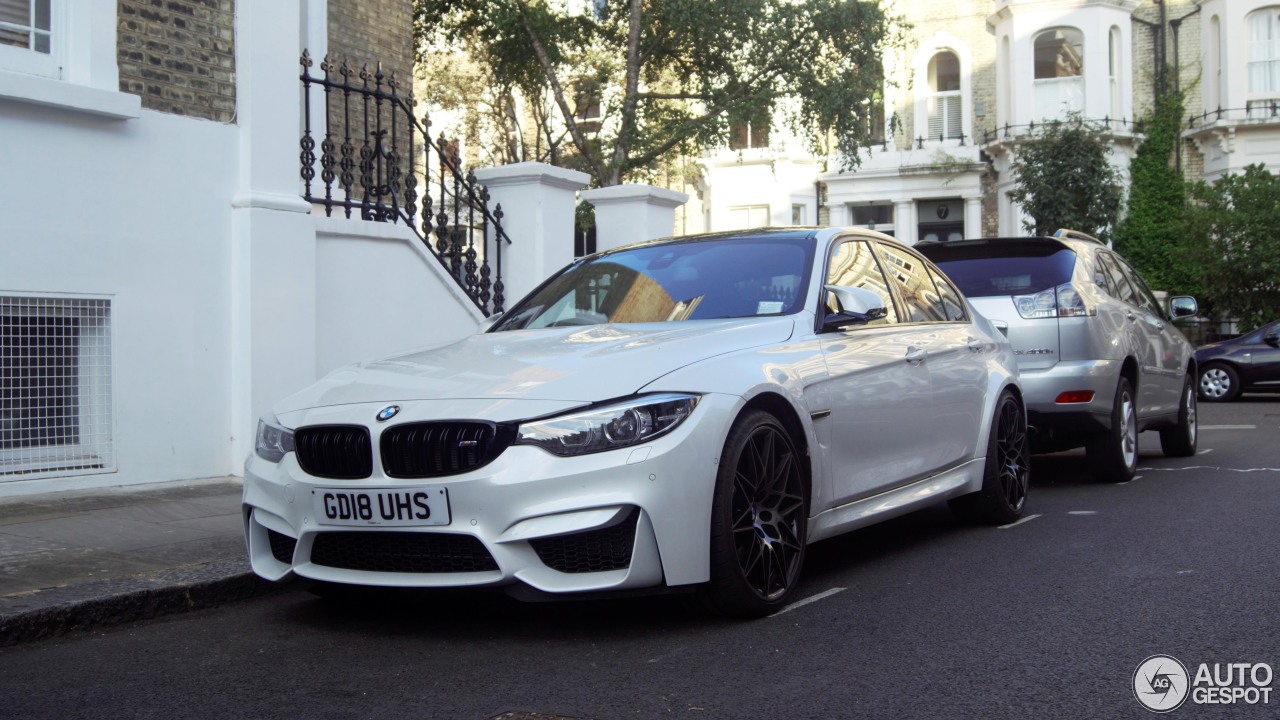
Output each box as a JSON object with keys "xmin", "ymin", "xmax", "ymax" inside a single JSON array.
[
  {"xmin": 877, "ymin": 242, "xmax": 950, "ymax": 322},
  {"xmin": 918, "ymin": 241, "xmax": 1076, "ymax": 298}
]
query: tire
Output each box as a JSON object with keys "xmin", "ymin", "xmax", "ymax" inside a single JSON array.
[
  {"xmin": 1159, "ymin": 373, "xmax": 1198, "ymax": 457},
  {"xmin": 1199, "ymin": 363, "xmax": 1241, "ymax": 402},
  {"xmin": 700, "ymin": 410, "xmax": 808, "ymax": 619},
  {"xmin": 1086, "ymin": 376, "xmax": 1138, "ymax": 483},
  {"xmin": 949, "ymin": 390, "xmax": 1030, "ymax": 525}
]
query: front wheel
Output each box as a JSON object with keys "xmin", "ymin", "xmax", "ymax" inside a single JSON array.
[
  {"xmin": 1199, "ymin": 363, "xmax": 1241, "ymax": 402},
  {"xmin": 701, "ymin": 410, "xmax": 808, "ymax": 618},
  {"xmin": 1087, "ymin": 377, "xmax": 1138, "ymax": 483},
  {"xmin": 1159, "ymin": 373, "xmax": 1198, "ymax": 457},
  {"xmin": 950, "ymin": 390, "xmax": 1030, "ymax": 525}
]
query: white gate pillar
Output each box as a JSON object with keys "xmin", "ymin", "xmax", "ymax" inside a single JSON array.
[
  {"xmin": 581, "ymin": 184, "xmax": 689, "ymax": 253},
  {"xmin": 473, "ymin": 162, "xmax": 591, "ymax": 310}
]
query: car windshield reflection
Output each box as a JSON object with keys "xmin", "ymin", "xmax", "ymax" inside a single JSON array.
[{"xmin": 493, "ymin": 237, "xmax": 815, "ymax": 331}]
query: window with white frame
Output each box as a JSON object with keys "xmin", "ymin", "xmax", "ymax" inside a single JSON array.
[
  {"xmin": 0, "ymin": 0, "xmax": 57, "ymax": 78},
  {"xmin": 0, "ymin": 295, "xmax": 114, "ymax": 479},
  {"xmin": 1034, "ymin": 28, "xmax": 1084, "ymax": 120},
  {"xmin": 1109, "ymin": 26, "xmax": 1121, "ymax": 124},
  {"xmin": 927, "ymin": 51, "xmax": 962, "ymax": 140},
  {"xmin": 726, "ymin": 205, "xmax": 770, "ymax": 230},
  {"xmin": 1248, "ymin": 7, "xmax": 1280, "ymax": 117}
]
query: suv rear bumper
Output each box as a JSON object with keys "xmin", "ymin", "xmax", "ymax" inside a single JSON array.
[{"xmin": 1021, "ymin": 359, "xmax": 1119, "ymax": 446}]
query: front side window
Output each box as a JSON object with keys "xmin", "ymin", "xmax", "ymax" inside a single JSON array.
[
  {"xmin": 927, "ymin": 266, "xmax": 968, "ymax": 322},
  {"xmin": 0, "ymin": 0, "xmax": 55, "ymax": 77},
  {"xmin": 825, "ymin": 239, "xmax": 899, "ymax": 325},
  {"xmin": 928, "ymin": 51, "xmax": 962, "ymax": 140},
  {"xmin": 1248, "ymin": 8, "xmax": 1280, "ymax": 115},
  {"xmin": 1034, "ymin": 28, "xmax": 1084, "ymax": 119},
  {"xmin": 494, "ymin": 236, "xmax": 814, "ymax": 329},
  {"xmin": 877, "ymin": 243, "xmax": 949, "ymax": 323}
]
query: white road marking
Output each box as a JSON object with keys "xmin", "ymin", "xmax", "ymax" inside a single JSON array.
[
  {"xmin": 1200, "ymin": 425, "xmax": 1256, "ymax": 430},
  {"xmin": 997, "ymin": 513, "xmax": 1041, "ymax": 529},
  {"xmin": 1068, "ymin": 510, "xmax": 1098, "ymax": 515},
  {"xmin": 771, "ymin": 587, "xmax": 847, "ymax": 617},
  {"xmin": 1198, "ymin": 449, "xmax": 1214, "ymax": 455},
  {"xmin": 1137, "ymin": 466, "xmax": 1280, "ymax": 473},
  {"xmin": 1117, "ymin": 475, "xmax": 1141, "ymax": 485}
]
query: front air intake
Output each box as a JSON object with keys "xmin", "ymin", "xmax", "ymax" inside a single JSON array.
[
  {"xmin": 293, "ymin": 425, "xmax": 373, "ymax": 479},
  {"xmin": 380, "ymin": 422, "xmax": 511, "ymax": 478}
]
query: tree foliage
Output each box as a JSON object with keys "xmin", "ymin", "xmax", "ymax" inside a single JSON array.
[
  {"xmin": 414, "ymin": 0, "xmax": 901, "ymax": 186},
  {"xmin": 1008, "ymin": 116, "xmax": 1122, "ymax": 239},
  {"xmin": 1112, "ymin": 89, "xmax": 1200, "ymax": 295},
  {"xmin": 1188, "ymin": 164, "xmax": 1280, "ymax": 329}
]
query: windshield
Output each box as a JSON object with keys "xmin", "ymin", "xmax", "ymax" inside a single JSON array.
[
  {"xmin": 917, "ymin": 240, "xmax": 1077, "ymax": 298},
  {"xmin": 493, "ymin": 236, "xmax": 815, "ymax": 330}
]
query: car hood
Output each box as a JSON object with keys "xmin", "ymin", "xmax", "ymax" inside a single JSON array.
[{"xmin": 273, "ymin": 318, "xmax": 796, "ymax": 414}]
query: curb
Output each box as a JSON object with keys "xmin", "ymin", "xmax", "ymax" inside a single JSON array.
[{"xmin": 0, "ymin": 559, "xmax": 286, "ymax": 647}]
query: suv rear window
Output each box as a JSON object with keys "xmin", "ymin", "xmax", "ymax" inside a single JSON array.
[{"xmin": 916, "ymin": 239, "xmax": 1077, "ymax": 298}]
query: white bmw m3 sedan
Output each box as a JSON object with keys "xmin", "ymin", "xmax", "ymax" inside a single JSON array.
[{"xmin": 243, "ymin": 227, "xmax": 1029, "ymax": 617}]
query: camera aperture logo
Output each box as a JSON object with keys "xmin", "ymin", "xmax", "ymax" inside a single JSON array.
[
  {"xmin": 1133, "ymin": 655, "xmax": 1275, "ymax": 713},
  {"xmin": 1135, "ymin": 655, "xmax": 1190, "ymax": 712}
]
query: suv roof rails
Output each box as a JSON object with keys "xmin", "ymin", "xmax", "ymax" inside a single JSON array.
[{"xmin": 1052, "ymin": 228, "xmax": 1111, "ymax": 248}]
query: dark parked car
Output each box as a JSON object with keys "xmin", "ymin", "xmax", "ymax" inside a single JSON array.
[{"xmin": 1196, "ymin": 320, "xmax": 1280, "ymax": 401}]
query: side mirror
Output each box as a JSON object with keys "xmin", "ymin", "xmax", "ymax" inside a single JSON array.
[
  {"xmin": 822, "ymin": 285, "xmax": 888, "ymax": 331},
  {"xmin": 1265, "ymin": 331, "xmax": 1279, "ymax": 349},
  {"xmin": 1168, "ymin": 296, "xmax": 1198, "ymax": 319}
]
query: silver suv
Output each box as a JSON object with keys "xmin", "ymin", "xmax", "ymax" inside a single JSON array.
[{"xmin": 917, "ymin": 230, "xmax": 1199, "ymax": 482}]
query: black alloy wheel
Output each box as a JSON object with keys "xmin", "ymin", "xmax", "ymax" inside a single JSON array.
[
  {"xmin": 703, "ymin": 410, "xmax": 808, "ymax": 618},
  {"xmin": 950, "ymin": 390, "xmax": 1029, "ymax": 525}
]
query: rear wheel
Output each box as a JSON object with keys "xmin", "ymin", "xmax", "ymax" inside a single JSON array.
[
  {"xmin": 1199, "ymin": 363, "xmax": 1241, "ymax": 402},
  {"xmin": 1087, "ymin": 377, "xmax": 1138, "ymax": 483},
  {"xmin": 701, "ymin": 410, "xmax": 808, "ymax": 619},
  {"xmin": 950, "ymin": 390, "xmax": 1030, "ymax": 525},
  {"xmin": 1159, "ymin": 373, "xmax": 1198, "ymax": 457}
]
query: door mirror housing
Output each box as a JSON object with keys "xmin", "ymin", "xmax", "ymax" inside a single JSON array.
[
  {"xmin": 822, "ymin": 285, "xmax": 888, "ymax": 331},
  {"xmin": 1168, "ymin": 295, "xmax": 1198, "ymax": 319},
  {"xmin": 1264, "ymin": 331, "xmax": 1279, "ymax": 349}
]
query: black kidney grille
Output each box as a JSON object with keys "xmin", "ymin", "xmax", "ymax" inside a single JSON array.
[
  {"xmin": 310, "ymin": 532, "xmax": 499, "ymax": 573},
  {"xmin": 266, "ymin": 528, "xmax": 298, "ymax": 564},
  {"xmin": 529, "ymin": 508, "xmax": 640, "ymax": 574},
  {"xmin": 380, "ymin": 422, "xmax": 509, "ymax": 478},
  {"xmin": 294, "ymin": 425, "xmax": 372, "ymax": 479}
]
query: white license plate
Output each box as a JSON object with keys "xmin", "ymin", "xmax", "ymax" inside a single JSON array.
[{"xmin": 312, "ymin": 487, "xmax": 451, "ymax": 527}]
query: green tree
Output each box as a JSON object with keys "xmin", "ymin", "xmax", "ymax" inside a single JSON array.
[
  {"xmin": 1008, "ymin": 115, "xmax": 1122, "ymax": 238},
  {"xmin": 1112, "ymin": 90, "xmax": 1199, "ymax": 295},
  {"xmin": 414, "ymin": 0, "xmax": 901, "ymax": 186},
  {"xmin": 1188, "ymin": 164, "xmax": 1280, "ymax": 329}
]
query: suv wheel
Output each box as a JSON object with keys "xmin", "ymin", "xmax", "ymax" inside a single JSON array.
[
  {"xmin": 1087, "ymin": 377, "xmax": 1138, "ymax": 483},
  {"xmin": 1159, "ymin": 373, "xmax": 1197, "ymax": 457}
]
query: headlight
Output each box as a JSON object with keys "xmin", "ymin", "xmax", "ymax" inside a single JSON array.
[
  {"xmin": 516, "ymin": 393, "xmax": 700, "ymax": 457},
  {"xmin": 255, "ymin": 414, "xmax": 295, "ymax": 463}
]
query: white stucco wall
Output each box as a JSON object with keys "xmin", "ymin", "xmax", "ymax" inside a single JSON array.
[
  {"xmin": 314, "ymin": 216, "xmax": 485, "ymax": 375},
  {"xmin": 0, "ymin": 104, "xmax": 238, "ymax": 494}
]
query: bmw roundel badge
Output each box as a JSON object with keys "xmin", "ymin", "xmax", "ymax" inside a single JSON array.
[{"xmin": 376, "ymin": 405, "xmax": 400, "ymax": 422}]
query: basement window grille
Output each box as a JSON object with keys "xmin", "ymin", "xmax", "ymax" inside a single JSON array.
[{"xmin": 0, "ymin": 294, "xmax": 114, "ymax": 479}]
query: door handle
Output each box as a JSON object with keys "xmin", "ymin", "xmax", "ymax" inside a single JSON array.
[{"xmin": 905, "ymin": 346, "xmax": 927, "ymax": 365}]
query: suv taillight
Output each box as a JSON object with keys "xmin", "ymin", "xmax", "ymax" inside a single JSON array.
[{"xmin": 1013, "ymin": 283, "xmax": 1095, "ymax": 319}]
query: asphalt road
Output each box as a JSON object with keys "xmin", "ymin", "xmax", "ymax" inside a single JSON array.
[{"xmin": 2, "ymin": 398, "xmax": 1278, "ymax": 719}]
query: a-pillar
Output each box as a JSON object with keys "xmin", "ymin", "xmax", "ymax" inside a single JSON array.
[
  {"xmin": 229, "ymin": 1, "xmax": 317, "ymax": 469},
  {"xmin": 581, "ymin": 184, "xmax": 689, "ymax": 252},
  {"xmin": 473, "ymin": 162, "xmax": 591, "ymax": 311}
]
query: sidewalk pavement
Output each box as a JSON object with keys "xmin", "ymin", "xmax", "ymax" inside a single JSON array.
[{"xmin": 0, "ymin": 477, "xmax": 283, "ymax": 646}]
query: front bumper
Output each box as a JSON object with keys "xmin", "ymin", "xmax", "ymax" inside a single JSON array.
[{"xmin": 242, "ymin": 393, "xmax": 738, "ymax": 595}]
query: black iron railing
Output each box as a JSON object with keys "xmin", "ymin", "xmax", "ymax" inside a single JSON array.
[
  {"xmin": 978, "ymin": 117, "xmax": 1140, "ymax": 145},
  {"xmin": 1187, "ymin": 103, "xmax": 1280, "ymax": 129},
  {"xmin": 299, "ymin": 50, "xmax": 508, "ymax": 315}
]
